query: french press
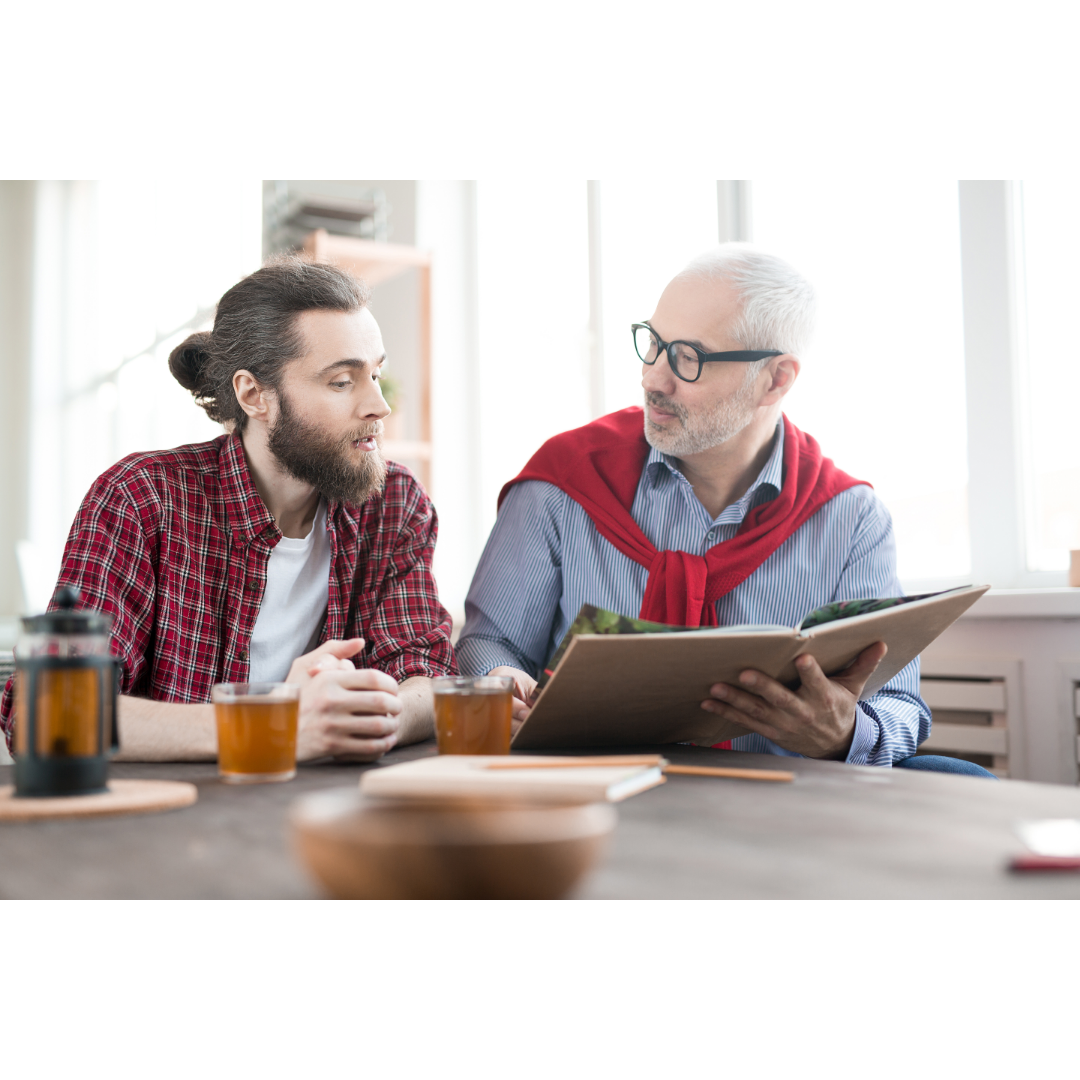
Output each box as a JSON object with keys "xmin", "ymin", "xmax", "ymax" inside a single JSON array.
[{"xmin": 13, "ymin": 586, "xmax": 120, "ymax": 797}]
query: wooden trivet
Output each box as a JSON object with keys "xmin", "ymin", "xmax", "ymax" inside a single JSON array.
[{"xmin": 0, "ymin": 779, "xmax": 198, "ymax": 821}]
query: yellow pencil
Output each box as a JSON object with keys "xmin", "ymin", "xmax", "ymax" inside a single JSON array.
[
  {"xmin": 481, "ymin": 758, "xmax": 793, "ymax": 782},
  {"xmin": 664, "ymin": 764, "xmax": 794, "ymax": 782}
]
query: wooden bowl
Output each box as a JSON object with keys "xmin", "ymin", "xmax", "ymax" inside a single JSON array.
[{"xmin": 289, "ymin": 788, "xmax": 616, "ymax": 899}]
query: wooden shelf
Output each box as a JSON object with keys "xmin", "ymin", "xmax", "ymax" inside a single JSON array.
[
  {"xmin": 303, "ymin": 230, "xmax": 430, "ymax": 285},
  {"xmin": 303, "ymin": 229, "xmax": 432, "ymax": 492}
]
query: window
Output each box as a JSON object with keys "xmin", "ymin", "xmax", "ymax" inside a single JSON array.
[
  {"xmin": 1016, "ymin": 180, "xmax": 1080, "ymax": 572},
  {"xmin": 474, "ymin": 180, "xmax": 591, "ymax": 536},
  {"xmin": 24, "ymin": 180, "xmax": 262, "ymax": 609},
  {"xmin": 597, "ymin": 180, "xmax": 720, "ymax": 414},
  {"xmin": 752, "ymin": 179, "xmax": 970, "ymax": 584}
]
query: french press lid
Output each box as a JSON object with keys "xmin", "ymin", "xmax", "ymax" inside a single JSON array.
[{"xmin": 21, "ymin": 586, "xmax": 112, "ymax": 636}]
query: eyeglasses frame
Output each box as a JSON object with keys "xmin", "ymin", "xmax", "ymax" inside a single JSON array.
[{"xmin": 631, "ymin": 322, "xmax": 783, "ymax": 383}]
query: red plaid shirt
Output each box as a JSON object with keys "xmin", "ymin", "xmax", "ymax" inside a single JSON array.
[{"xmin": 1, "ymin": 433, "xmax": 455, "ymax": 749}]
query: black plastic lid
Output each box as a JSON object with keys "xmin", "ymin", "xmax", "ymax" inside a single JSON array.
[{"xmin": 20, "ymin": 586, "xmax": 112, "ymax": 636}]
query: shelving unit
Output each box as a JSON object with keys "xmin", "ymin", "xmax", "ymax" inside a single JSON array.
[{"xmin": 302, "ymin": 228, "xmax": 432, "ymax": 492}]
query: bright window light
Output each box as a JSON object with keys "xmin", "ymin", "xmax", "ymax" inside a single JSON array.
[
  {"xmin": 474, "ymin": 180, "xmax": 591, "ymax": 535},
  {"xmin": 1017, "ymin": 181, "xmax": 1080, "ymax": 572},
  {"xmin": 33, "ymin": 180, "xmax": 262, "ymax": 583},
  {"xmin": 751, "ymin": 179, "xmax": 970, "ymax": 583},
  {"xmin": 598, "ymin": 180, "xmax": 719, "ymax": 413}
]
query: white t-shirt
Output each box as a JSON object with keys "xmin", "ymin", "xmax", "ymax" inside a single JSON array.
[{"xmin": 248, "ymin": 500, "xmax": 332, "ymax": 683}]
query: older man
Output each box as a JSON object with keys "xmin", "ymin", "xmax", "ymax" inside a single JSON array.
[{"xmin": 457, "ymin": 243, "xmax": 940, "ymax": 768}]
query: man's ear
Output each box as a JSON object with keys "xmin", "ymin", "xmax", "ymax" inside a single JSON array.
[
  {"xmin": 759, "ymin": 355, "xmax": 800, "ymax": 405},
  {"xmin": 233, "ymin": 369, "xmax": 272, "ymax": 423}
]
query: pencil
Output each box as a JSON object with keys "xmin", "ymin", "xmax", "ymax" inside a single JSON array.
[
  {"xmin": 480, "ymin": 757, "xmax": 793, "ymax": 782},
  {"xmin": 664, "ymin": 764, "xmax": 794, "ymax": 782}
]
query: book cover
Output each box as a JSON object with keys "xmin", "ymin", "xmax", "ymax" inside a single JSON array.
[{"xmin": 360, "ymin": 754, "xmax": 667, "ymax": 804}]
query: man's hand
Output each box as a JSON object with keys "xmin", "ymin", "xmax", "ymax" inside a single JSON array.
[
  {"xmin": 700, "ymin": 642, "xmax": 888, "ymax": 760},
  {"xmin": 488, "ymin": 665, "xmax": 538, "ymax": 734},
  {"xmin": 285, "ymin": 638, "xmax": 403, "ymax": 762}
]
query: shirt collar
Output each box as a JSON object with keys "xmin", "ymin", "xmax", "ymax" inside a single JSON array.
[
  {"xmin": 219, "ymin": 432, "xmax": 279, "ymax": 547},
  {"xmin": 645, "ymin": 416, "xmax": 785, "ymax": 518}
]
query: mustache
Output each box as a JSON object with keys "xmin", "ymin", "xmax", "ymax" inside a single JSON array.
[
  {"xmin": 644, "ymin": 391, "xmax": 688, "ymax": 422},
  {"xmin": 346, "ymin": 421, "xmax": 384, "ymax": 442}
]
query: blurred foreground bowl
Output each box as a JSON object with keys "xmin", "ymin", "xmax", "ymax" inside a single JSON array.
[{"xmin": 289, "ymin": 788, "xmax": 616, "ymax": 899}]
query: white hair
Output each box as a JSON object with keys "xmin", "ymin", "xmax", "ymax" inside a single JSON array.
[{"xmin": 675, "ymin": 243, "xmax": 816, "ymax": 358}]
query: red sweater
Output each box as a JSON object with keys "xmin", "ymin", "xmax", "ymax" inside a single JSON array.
[{"xmin": 499, "ymin": 407, "xmax": 865, "ymax": 627}]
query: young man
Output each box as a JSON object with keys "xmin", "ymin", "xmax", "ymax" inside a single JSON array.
[
  {"xmin": 457, "ymin": 244, "xmax": 934, "ymax": 767},
  {"xmin": 1, "ymin": 257, "xmax": 454, "ymax": 761}
]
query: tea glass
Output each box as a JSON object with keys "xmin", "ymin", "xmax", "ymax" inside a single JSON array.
[
  {"xmin": 212, "ymin": 682, "xmax": 300, "ymax": 783},
  {"xmin": 432, "ymin": 676, "xmax": 514, "ymax": 755}
]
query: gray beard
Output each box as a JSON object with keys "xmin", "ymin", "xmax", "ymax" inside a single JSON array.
[
  {"xmin": 643, "ymin": 374, "xmax": 758, "ymax": 457},
  {"xmin": 267, "ymin": 392, "xmax": 387, "ymax": 507}
]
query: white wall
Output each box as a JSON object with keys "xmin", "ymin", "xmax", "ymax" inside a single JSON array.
[
  {"xmin": 417, "ymin": 180, "xmax": 483, "ymax": 619},
  {"xmin": 0, "ymin": 182, "xmax": 34, "ymax": 622}
]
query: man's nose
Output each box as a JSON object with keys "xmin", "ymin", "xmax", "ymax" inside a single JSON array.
[
  {"xmin": 360, "ymin": 384, "xmax": 392, "ymax": 421},
  {"xmin": 641, "ymin": 355, "xmax": 677, "ymax": 395}
]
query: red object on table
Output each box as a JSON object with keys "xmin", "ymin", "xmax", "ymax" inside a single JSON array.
[{"xmin": 1010, "ymin": 854, "xmax": 1080, "ymax": 872}]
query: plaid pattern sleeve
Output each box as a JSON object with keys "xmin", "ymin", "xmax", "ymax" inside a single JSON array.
[
  {"xmin": 328, "ymin": 463, "xmax": 456, "ymax": 683},
  {"xmin": 2, "ymin": 437, "xmax": 456, "ymax": 753}
]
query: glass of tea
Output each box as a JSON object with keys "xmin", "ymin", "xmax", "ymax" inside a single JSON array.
[
  {"xmin": 212, "ymin": 682, "xmax": 300, "ymax": 784},
  {"xmin": 432, "ymin": 675, "xmax": 513, "ymax": 755}
]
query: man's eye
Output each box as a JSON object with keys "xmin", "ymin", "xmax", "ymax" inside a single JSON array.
[{"xmin": 330, "ymin": 380, "xmax": 351, "ymax": 389}]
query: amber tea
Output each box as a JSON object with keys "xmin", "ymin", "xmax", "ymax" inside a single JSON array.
[
  {"xmin": 212, "ymin": 683, "xmax": 300, "ymax": 783},
  {"xmin": 15, "ymin": 667, "xmax": 104, "ymax": 757},
  {"xmin": 433, "ymin": 676, "xmax": 513, "ymax": 755}
]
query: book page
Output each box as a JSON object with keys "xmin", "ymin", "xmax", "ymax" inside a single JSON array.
[
  {"xmin": 798, "ymin": 584, "xmax": 990, "ymax": 696},
  {"xmin": 798, "ymin": 586, "xmax": 973, "ymax": 631}
]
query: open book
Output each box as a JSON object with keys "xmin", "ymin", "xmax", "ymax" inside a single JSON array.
[{"xmin": 512, "ymin": 584, "xmax": 990, "ymax": 751}]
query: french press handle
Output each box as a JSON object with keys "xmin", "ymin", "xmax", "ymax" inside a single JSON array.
[{"xmin": 110, "ymin": 657, "xmax": 121, "ymax": 751}]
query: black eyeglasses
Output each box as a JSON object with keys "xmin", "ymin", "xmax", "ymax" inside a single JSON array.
[{"xmin": 631, "ymin": 323, "xmax": 782, "ymax": 383}]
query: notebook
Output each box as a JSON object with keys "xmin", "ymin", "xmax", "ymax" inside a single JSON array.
[{"xmin": 360, "ymin": 754, "xmax": 667, "ymax": 804}]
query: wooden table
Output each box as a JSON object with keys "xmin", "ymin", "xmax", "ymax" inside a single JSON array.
[{"xmin": 4, "ymin": 744, "xmax": 1080, "ymax": 899}]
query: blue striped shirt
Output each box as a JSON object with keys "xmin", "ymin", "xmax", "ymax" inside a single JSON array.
[{"xmin": 458, "ymin": 418, "xmax": 931, "ymax": 766}]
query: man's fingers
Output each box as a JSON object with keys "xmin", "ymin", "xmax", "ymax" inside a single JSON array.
[
  {"xmin": 309, "ymin": 638, "xmax": 365, "ymax": 663},
  {"xmin": 316, "ymin": 667, "xmax": 399, "ymax": 697},
  {"xmin": 296, "ymin": 727, "xmax": 397, "ymax": 762},
  {"xmin": 317, "ymin": 685, "xmax": 403, "ymax": 717},
  {"xmin": 700, "ymin": 697, "xmax": 783, "ymax": 743},
  {"xmin": 308, "ymin": 656, "xmax": 355, "ymax": 676},
  {"xmin": 853, "ymin": 640, "xmax": 889, "ymax": 671},
  {"xmin": 793, "ymin": 653, "xmax": 832, "ymax": 695},
  {"xmin": 324, "ymin": 709, "xmax": 401, "ymax": 739},
  {"xmin": 488, "ymin": 665, "xmax": 538, "ymax": 704},
  {"xmin": 820, "ymin": 641, "xmax": 888, "ymax": 694},
  {"xmin": 328, "ymin": 735, "xmax": 399, "ymax": 761},
  {"xmin": 734, "ymin": 670, "xmax": 800, "ymax": 711},
  {"xmin": 709, "ymin": 677, "xmax": 795, "ymax": 721}
]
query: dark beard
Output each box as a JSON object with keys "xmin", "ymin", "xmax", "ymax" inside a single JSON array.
[{"xmin": 267, "ymin": 391, "xmax": 387, "ymax": 507}]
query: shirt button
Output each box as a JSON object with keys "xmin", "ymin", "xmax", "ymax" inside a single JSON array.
[{"xmin": 238, "ymin": 648, "xmax": 249, "ymax": 661}]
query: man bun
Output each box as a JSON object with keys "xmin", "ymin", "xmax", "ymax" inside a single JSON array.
[
  {"xmin": 168, "ymin": 257, "xmax": 369, "ymax": 430},
  {"xmin": 169, "ymin": 332, "xmax": 213, "ymax": 394}
]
